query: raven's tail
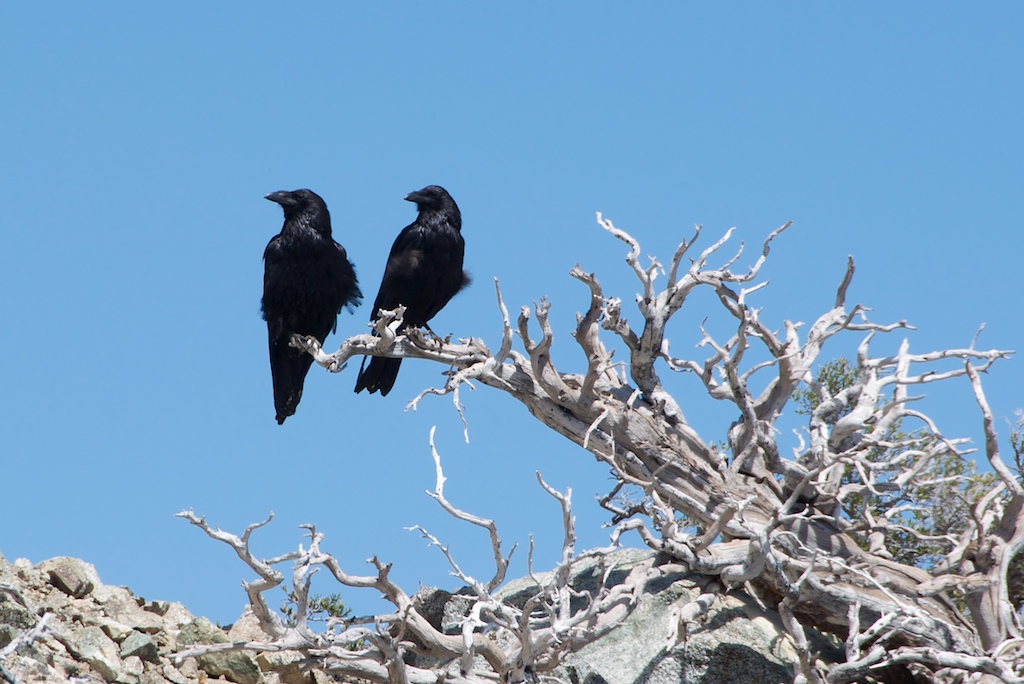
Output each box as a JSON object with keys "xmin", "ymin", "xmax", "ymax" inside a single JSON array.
[
  {"xmin": 354, "ymin": 355, "xmax": 402, "ymax": 396},
  {"xmin": 270, "ymin": 340, "xmax": 315, "ymax": 424}
]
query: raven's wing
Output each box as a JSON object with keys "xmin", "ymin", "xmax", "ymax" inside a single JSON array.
[
  {"xmin": 262, "ymin": 235, "xmax": 315, "ymax": 423},
  {"xmin": 356, "ymin": 216, "xmax": 466, "ymax": 396},
  {"xmin": 325, "ymin": 241, "xmax": 362, "ymax": 329},
  {"xmin": 370, "ymin": 223, "xmax": 424, "ymax": 315},
  {"xmin": 371, "ymin": 222, "xmax": 464, "ymax": 327}
]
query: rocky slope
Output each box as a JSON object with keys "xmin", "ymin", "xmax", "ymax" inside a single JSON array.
[
  {"xmin": 0, "ymin": 548, "xmax": 840, "ymax": 683},
  {"xmin": 0, "ymin": 551, "xmax": 279, "ymax": 684}
]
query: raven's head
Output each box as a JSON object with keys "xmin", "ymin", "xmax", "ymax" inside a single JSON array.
[
  {"xmin": 404, "ymin": 185, "xmax": 456, "ymax": 212},
  {"xmin": 266, "ymin": 189, "xmax": 332, "ymax": 236},
  {"xmin": 404, "ymin": 185, "xmax": 461, "ymax": 230},
  {"xmin": 265, "ymin": 189, "xmax": 327, "ymax": 216}
]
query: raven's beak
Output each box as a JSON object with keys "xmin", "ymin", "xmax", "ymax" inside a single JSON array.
[
  {"xmin": 265, "ymin": 191, "xmax": 289, "ymax": 205},
  {"xmin": 404, "ymin": 191, "xmax": 422, "ymax": 203}
]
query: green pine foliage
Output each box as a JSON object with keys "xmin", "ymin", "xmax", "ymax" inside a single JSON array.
[
  {"xmin": 793, "ymin": 358, "xmax": 999, "ymax": 569},
  {"xmin": 280, "ymin": 587, "xmax": 352, "ymax": 626},
  {"xmin": 794, "ymin": 358, "xmax": 1024, "ymax": 616}
]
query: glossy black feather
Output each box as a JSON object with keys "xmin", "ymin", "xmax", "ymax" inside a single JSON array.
[
  {"xmin": 355, "ymin": 185, "xmax": 470, "ymax": 396},
  {"xmin": 262, "ymin": 189, "xmax": 361, "ymax": 423}
]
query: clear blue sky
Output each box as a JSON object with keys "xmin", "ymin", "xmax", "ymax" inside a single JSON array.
[{"xmin": 1, "ymin": 4, "xmax": 1021, "ymax": 625}]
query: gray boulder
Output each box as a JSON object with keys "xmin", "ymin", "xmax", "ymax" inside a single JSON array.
[
  {"xmin": 38, "ymin": 556, "xmax": 101, "ymax": 599},
  {"xmin": 177, "ymin": 617, "xmax": 261, "ymax": 684},
  {"xmin": 445, "ymin": 548, "xmax": 840, "ymax": 684}
]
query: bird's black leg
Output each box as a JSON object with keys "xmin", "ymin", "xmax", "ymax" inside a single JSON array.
[{"xmin": 423, "ymin": 325, "xmax": 451, "ymax": 347}]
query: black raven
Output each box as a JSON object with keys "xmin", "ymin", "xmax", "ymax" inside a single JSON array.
[
  {"xmin": 262, "ymin": 189, "xmax": 362, "ymax": 424},
  {"xmin": 354, "ymin": 185, "xmax": 470, "ymax": 396}
]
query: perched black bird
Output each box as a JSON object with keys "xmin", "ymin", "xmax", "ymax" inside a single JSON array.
[
  {"xmin": 355, "ymin": 185, "xmax": 470, "ymax": 396},
  {"xmin": 262, "ymin": 189, "xmax": 361, "ymax": 424}
]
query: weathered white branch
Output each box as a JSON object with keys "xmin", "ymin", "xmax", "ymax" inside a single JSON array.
[
  {"xmin": 414, "ymin": 426, "xmax": 513, "ymax": 595},
  {"xmin": 967, "ymin": 363, "xmax": 1024, "ymax": 499},
  {"xmin": 175, "ymin": 510, "xmax": 296, "ymax": 641}
]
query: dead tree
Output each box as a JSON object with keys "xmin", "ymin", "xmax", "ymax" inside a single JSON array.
[{"xmin": 185, "ymin": 216, "xmax": 1021, "ymax": 683}]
